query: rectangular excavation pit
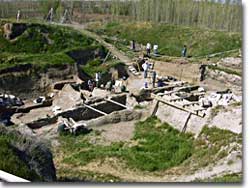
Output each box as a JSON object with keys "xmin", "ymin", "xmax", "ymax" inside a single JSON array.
[
  {"xmin": 24, "ymin": 94, "xmax": 127, "ymax": 129},
  {"xmin": 60, "ymin": 94, "xmax": 126, "ymax": 121}
]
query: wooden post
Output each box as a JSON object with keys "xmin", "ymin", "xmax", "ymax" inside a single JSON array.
[
  {"xmin": 182, "ymin": 113, "xmax": 192, "ymax": 133},
  {"xmin": 151, "ymin": 100, "xmax": 160, "ymax": 116},
  {"xmin": 103, "ymin": 51, "xmax": 111, "ymax": 63},
  {"xmin": 152, "ymin": 94, "xmax": 204, "ymax": 118}
]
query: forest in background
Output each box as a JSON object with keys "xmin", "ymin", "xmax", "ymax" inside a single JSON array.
[{"xmin": 0, "ymin": 0, "xmax": 242, "ymax": 32}]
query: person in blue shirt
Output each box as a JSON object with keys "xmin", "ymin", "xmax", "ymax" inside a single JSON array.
[{"xmin": 182, "ymin": 45, "xmax": 187, "ymax": 57}]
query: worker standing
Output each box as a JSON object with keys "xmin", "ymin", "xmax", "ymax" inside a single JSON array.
[
  {"xmin": 153, "ymin": 44, "xmax": 158, "ymax": 56},
  {"xmin": 47, "ymin": 8, "xmax": 54, "ymax": 22},
  {"xmin": 146, "ymin": 42, "xmax": 151, "ymax": 57},
  {"xmin": 16, "ymin": 10, "xmax": 21, "ymax": 22},
  {"xmin": 88, "ymin": 79, "xmax": 93, "ymax": 91},
  {"xmin": 131, "ymin": 40, "xmax": 136, "ymax": 51},
  {"xmin": 142, "ymin": 61, "xmax": 149, "ymax": 79},
  {"xmin": 182, "ymin": 45, "xmax": 187, "ymax": 57},
  {"xmin": 95, "ymin": 72, "xmax": 101, "ymax": 88},
  {"xmin": 199, "ymin": 64, "xmax": 207, "ymax": 81}
]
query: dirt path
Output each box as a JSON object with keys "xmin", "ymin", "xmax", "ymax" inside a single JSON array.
[
  {"xmin": 176, "ymin": 158, "xmax": 242, "ymax": 182},
  {"xmin": 55, "ymin": 155, "xmax": 241, "ymax": 182}
]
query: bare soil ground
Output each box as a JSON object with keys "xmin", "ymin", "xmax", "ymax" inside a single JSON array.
[
  {"xmin": 153, "ymin": 60, "xmax": 200, "ymax": 84},
  {"xmin": 91, "ymin": 121, "xmax": 136, "ymax": 145}
]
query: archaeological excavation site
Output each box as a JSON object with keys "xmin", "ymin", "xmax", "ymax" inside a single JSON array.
[{"xmin": 0, "ymin": 0, "xmax": 243, "ymax": 183}]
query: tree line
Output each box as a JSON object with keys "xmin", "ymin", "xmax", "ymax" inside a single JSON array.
[
  {"xmin": 0, "ymin": 0, "xmax": 242, "ymax": 32},
  {"xmin": 107, "ymin": 0, "xmax": 242, "ymax": 32}
]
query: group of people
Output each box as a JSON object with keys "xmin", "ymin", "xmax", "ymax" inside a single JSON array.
[
  {"xmin": 105, "ymin": 76, "xmax": 128, "ymax": 93},
  {"xmin": 131, "ymin": 40, "xmax": 159, "ymax": 57},
  {"xmin": 132, "ymin": 39, "xmax": 188, "ymax": 58},
  {"xmin": 146, "ymin": 43, "xmax": 159, "ymax": 57},
  {"xmin": 147, "ymin": 43, "xmax": 188, "ymax": 58},
  {"xmin": 138, "ymin": 43, "xmax": 189, "ymax": 89},
  {"xmin": 141, "ymin": 60, "xmax": 158, "ymax": 89},
  {"xmin": 87, "ymin": 72, "xmax": 128, "ymax": 93},
  {"xmin": 147, "ymin": 43, "xmax": 187, "ymax": 57}
]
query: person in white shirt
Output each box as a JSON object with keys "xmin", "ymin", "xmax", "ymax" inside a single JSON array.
[
  {"xmin": 146, "ymin": 43, "xmax": 151, "ymax": 57},
  {"xmin": 16, "ymin": 10, "xmax": 21, "ymax": 22},
  {"xmin": 153, "ymin": 44, "xmax": 158, "ymax": 56},
  {"xmin": 95, "ymin": 72, "xmax": 101, "ymax": 87},
  {"xmin": 142, "ymin": 61, "xmax": 149, "ymax": 78}
]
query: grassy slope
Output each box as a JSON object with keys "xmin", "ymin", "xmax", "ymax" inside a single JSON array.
[
  {"xmin": 0, "ymin": 22, "xmax": 95, "ymax": 71},
  {"xmin": 0, "ymin": 24, "xmax": 93, "ymax": 54},
  {"xmin": 182, "ymin": 126, "xmax": 242, "ymax": 173},
  {"xmin": 58, "ymin": 117, "xmax": 193, "ymax": 173},
  {"xmin": 56, "ymin": 117, "xmax": 242, "ymax": 182},
  {"xmin": 89, "ymin": 22, "xmax": 242, "ymax": 57}
]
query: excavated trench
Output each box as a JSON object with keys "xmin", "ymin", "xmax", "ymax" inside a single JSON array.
[
  {"xmin": 0, "ymin": 64, "xmax": 76, "ymax": 99},
  {"xmin": 19, "ymin": 94, "xmax": 127, "ymax": 129},
  {"xmin": 0, "ymin": 47, "xmax": 129, "ymax": 99}
]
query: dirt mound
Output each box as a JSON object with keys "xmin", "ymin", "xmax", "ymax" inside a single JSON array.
[{"xmin": 52, "ymin": 84, "xmax": 82, "ymax": 111}]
